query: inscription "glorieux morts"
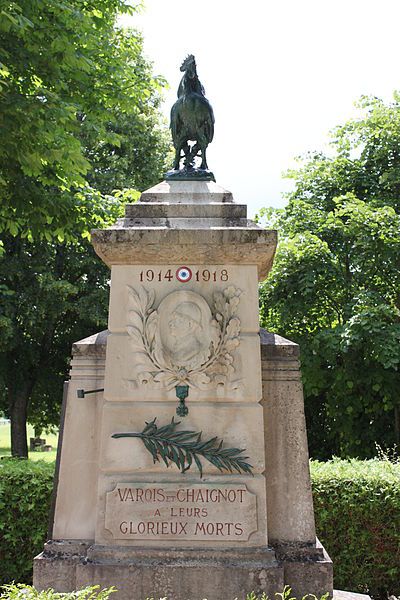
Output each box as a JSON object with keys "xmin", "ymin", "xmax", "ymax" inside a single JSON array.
[{"xmin": 105, "ymin": 483, "xmax": 257, "ymax": 542}]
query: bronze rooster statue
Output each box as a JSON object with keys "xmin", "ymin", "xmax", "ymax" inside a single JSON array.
[{"xmin": 166, "ymin": 55, "xmax": 215, "ymax": 181}]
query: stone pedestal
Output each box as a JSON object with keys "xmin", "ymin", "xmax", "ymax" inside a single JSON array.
[{"xmin": 34, "ymin": 181, "xmax": 333, "ymax": 599}]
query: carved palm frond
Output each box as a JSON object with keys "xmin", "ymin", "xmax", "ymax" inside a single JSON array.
[{"xmin": 112, "ymin": 418, "xmax": 253, "ymax": 478}]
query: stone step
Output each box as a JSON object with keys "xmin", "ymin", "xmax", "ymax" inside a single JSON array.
[
  {"xmin": 334, "ymin": 590, "xmax": 372, "ymax": 600},
  {"xmin": 125, "ymin": 202, "xmax": 247, "ymax": 219}
]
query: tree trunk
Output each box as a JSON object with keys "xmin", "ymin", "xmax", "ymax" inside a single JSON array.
[{"xmin": 9, "ymin": 389, "xmax": 29, "ymax": 458}]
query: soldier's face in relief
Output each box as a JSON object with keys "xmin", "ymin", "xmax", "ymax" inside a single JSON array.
[
  {"xmin": 168, "ymin": 302, "xmax": 202, "ymax": 341},
  {"xmin": 168, "ymin": 311, "xmax": 194, "ymax": 338}
]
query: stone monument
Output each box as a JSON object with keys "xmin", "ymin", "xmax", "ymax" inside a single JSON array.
[{"xmin": 33, "ymin": 57, "xmax": 333, "ymax": 599}]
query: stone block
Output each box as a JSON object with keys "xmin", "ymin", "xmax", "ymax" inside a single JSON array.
[
  {"xmin": 261, "ymin": 328, "xmax": 316, "ymax": 545},
  {"xmin": 274, "ymin": 541, "xmax": 333, "ymax": 598},
  {"xmin": 98, "ymin": 402, "xmax": 265, "ymax": 475},
  {"xmin": 104, "ymin": 332, "xmax": 262, "ymax": 403},
  {"xmin": 108, "ymin": 264, "xmax": 260, "ymax": 334},
  {"xmin": 138, "ymin": 180, "xmax": 234, "ymax": 203},
  {"xmin": 95, "ymin": 474, "xmax": 268, "ymax": 547},
  {"xmin": 35, "ymin": 544, "xmax": 285, "ymax": 599}
]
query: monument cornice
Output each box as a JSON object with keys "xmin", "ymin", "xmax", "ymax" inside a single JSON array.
[{"xmin": 91, "ymin": 227, "xmax": 277, "ymax": 280}]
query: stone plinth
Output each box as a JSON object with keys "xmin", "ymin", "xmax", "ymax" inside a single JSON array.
[
  {"xmin": 90, "ymin": 181, "xmax": 277, "ymax": 279},
  {"xmin": 34, "ymin": 181, "xmax": 332, "ymax": 598},
  {"xmin": 35, "ymin": 327, "xmax": 333, "ymax": 598}
]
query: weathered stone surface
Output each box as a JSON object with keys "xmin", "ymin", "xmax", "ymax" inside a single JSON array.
[
  {"xmin": 260, "ymin": 329, "xmax": 300, "ymax": 360},
  {"xmin": 35, "ymin": 544, "xmax": 285, "ymax": 599},
  {"xmin": 91, "ymin": 181, "xmax": 277, "ymax": 280},
  {"xmin": 108, "ymin": 264, "xmax": 260, "ymax": 333},
  {"xmin": 333, "ymin": 591, "xmax": 372, "ymax": 600},
  {"xmin": 33, "ymin": 555, "xmax": 76, "ymax": 594},
  {"xmin": 72, "ymin": 329, "xmax": 109, "ymax": 357},
  {"xmin": 34, "ymin": 542, "xmax": 335, "ymax": 599},
  {"xmin": 274, "ymin": 539, "xmax": 333, "ymax": 598},
  {"xmin": 260, "ymin": 327, "xmax": 316, "ymax": 545},
  {"xmin": 283, "ymin": 553, "xmax": 333, "ymax": 599},
  {"xmin": 104, "ymin": 483, "xmax": 257, "ymax": 542},
  {"xmin": 125, "ymin": 201, "xmax": 246, "ymax": 219},
  {"xmin": 43, "ymin": 540, "xmax": 92, "ymax": 556},
  {"xmin": 34, "ymin": 541, "xmax": 92, "ymax": 593},
  {"xmin": 138, "ymin": 180, "xmax": 233, "ymax": 203},
  {"xmin": 51, "ymin": 359, "xmax": 104, "ymax": 540},
  {"xmin": 91, "ymin": 227, "xmax": 277, "ymax": 280}
]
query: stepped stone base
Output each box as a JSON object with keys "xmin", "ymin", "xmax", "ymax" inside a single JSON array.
[{"xmin": 34, "ymin": 540, "xmax": 332, "ymax": 600}]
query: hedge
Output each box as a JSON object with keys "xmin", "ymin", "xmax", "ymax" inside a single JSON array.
[
  {"xmin": 0, "ymin": 459, "xmax": 54, "ymax": 585},
  {"xmin": 311, "ymin": 459, "xmax": 400, "ymax": 599},
  {"xmin": 0, "ymin": 458, "xmax": 399, "ymax": 598}
]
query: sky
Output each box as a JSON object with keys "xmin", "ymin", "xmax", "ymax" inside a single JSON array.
[{"xmin": 121, "ymin": 0, "xmax": 400, "ymax": 217}]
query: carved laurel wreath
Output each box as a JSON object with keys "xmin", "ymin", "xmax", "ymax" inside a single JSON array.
[{"xmin": 127, "ymin": 285, "xmax": 242, "ymax": 390}]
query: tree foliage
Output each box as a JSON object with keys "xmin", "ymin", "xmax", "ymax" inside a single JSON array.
[
  {"xmin": 0, "ymin": 0, "xmax": 169, "ymax": 241},
  {"xmin": 259, "ymin": 96, "xmax": 400, "ymax": 458},
  {"xmin": 0, "ymin": 0, "xmax": 171, "ymax": 456},
  {"xmin": 0, "ymin": 197, "xmax": 118, "ymax": 436}
]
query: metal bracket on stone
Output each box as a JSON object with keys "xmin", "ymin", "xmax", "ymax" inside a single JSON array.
[{"xmin": 76, "ymin": 388, "xmax": 104, "ymax": 398}]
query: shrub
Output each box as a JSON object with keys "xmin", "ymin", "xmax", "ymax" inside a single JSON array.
[
  {"xmin": 0, "ymin": 459, "xmax": 54, "ymax": 585},
  {"xmin": 311, "ymin": 458, "xmax": 400, "ymax": 599},
  {"xmin": 0, "ymin": 585, "xmax": 326, "ymax": 600},
  {"xmin": 245, "ymin": 589, "xmax": 328, "ymax": 600},
  {"xmin": 0, "ymin": 584, "xmax": 115, "ymax": 599}
]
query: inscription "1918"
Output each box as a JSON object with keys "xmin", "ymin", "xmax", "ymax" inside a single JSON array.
[{"xmin": 139, "ymin": 268, "xmax": 229, "ymax": 283}]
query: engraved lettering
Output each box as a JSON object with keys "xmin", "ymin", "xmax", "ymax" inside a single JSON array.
[
  {"xmin": 179, "ymin": 522, "xmax": 188, "ymax": 534},
  {"xmin": 235, "ymin": 523, "xmax": 244, "ymax": 535},
  {"xmin": 194, "ymin": 522, "xmax": 206, "ymax": 535},
  {"xmin": 106, "ymin": 484, "xmax": 256, "ymax": 541},
  {"xmin": 119, "ymin": 521, "xmax": 128, "ymax": 534}
]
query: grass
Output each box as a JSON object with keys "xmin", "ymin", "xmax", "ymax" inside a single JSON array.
[{"xmin": 0, "ymin": 423, "xmax": 58, "ymax": 462}]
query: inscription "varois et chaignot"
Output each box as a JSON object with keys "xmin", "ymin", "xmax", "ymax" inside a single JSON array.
[{"xmin": 104, "ymin": 483, "xmax": 257, "ymax": 542}]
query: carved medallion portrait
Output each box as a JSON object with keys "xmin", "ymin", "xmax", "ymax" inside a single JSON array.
[
  {"xmin": 157, "ymin": 291, "xmax": 218, "ymax": 370},
  {"xmin": 126, "ymin": 284, "xmax": 243, "ymax": 390}
]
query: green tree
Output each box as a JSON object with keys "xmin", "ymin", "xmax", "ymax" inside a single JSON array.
[
  {"xmin": 0, "ymin": 0, "xmax": 171, "ymax": 456},
  {"xmin": 259, "ymin": 96, "xmax": 400, "ymax": 459},
  {"xmin": 0, "ymin": 197, "xmax": 119, "ymax": 457},
  {"xmin": 0, "ymin": 0, "xmax": 168, "ymax": 241}
]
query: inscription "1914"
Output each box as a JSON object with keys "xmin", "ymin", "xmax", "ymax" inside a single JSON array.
[
  {"xmin": 105, "ymin": 483, "xmax": 257, "ymax": 542},
  {"xmin": 139, "ymin": 267, "xmax": 229, "ymax": 283}
]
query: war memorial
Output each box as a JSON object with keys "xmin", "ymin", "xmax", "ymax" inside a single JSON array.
[{"xmin": 33, "ymin": 56, "xmax": 334, "ymax": 599}]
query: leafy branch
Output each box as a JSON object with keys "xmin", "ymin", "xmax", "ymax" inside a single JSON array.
[{"xmin": 112, "ymin": 418, "xmax": 253, "ymax": 478}]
